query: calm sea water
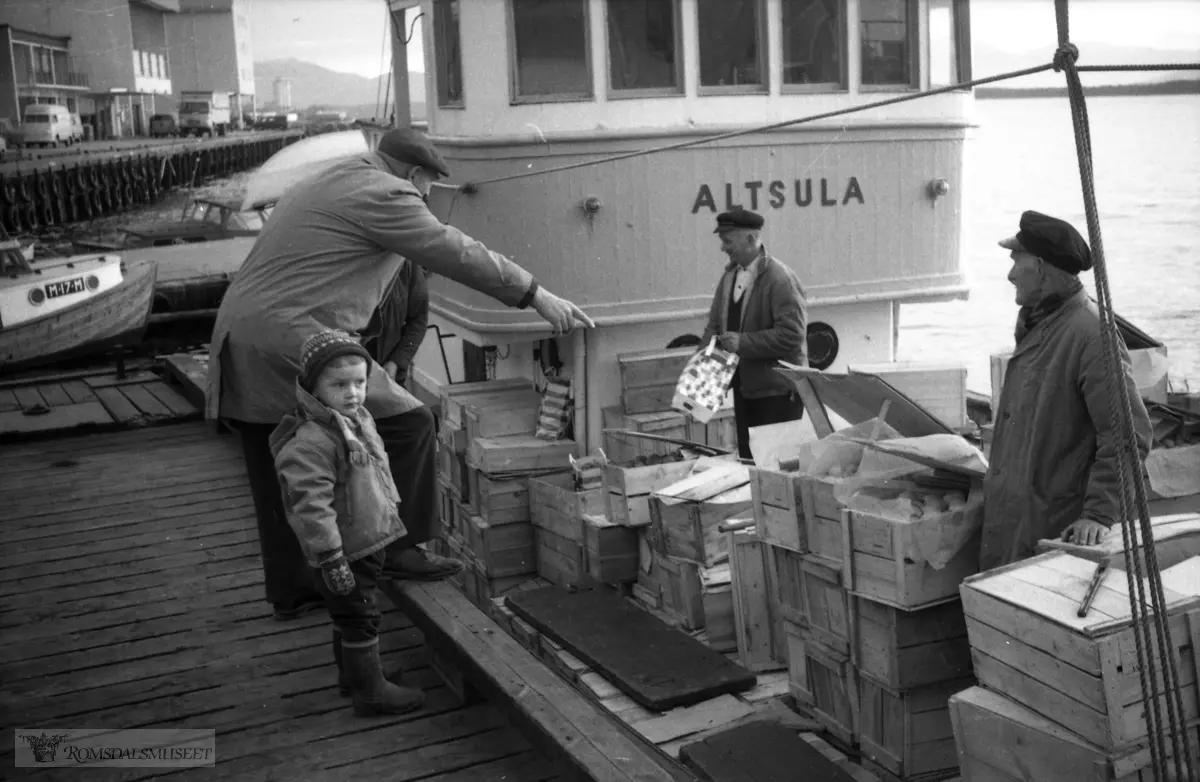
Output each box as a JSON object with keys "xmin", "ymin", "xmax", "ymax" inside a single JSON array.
[{"xmin": 898, "ymin": 94, "xmax": 1200, "ymax": 393}]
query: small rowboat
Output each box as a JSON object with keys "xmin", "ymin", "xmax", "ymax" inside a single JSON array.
[{"xmin": 0, "ymin": 240, "xmax": 158, "ymax": 372}]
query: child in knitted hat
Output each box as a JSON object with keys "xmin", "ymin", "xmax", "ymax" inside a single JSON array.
[{"xmin": 269, "ymin": 328, "xmax": 424, "ymax": 716}]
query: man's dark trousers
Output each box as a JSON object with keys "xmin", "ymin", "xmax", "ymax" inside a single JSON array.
[
  {"xmin": 230, "ymin": 405, "xmax": 438, "ymax": 608},
  {"xmin": 731, "ymin": 385, "xmax": 805, "ymax": 460}
]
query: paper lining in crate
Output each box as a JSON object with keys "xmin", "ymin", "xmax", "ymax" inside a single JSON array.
[
  {"xmin": 950, "ymin": 685, "xmax": 1200, "ymax": 782},
  {"xmin": 960, "ymin": 552, "xmax": 1200, "ymax": 753},
  {"xmin": 858, "ymin": 672, "xmax": 973, "ymax": 779},
  {"xmin": 649, "ymin": 469, "xmax": 752, "ymax": 568}
]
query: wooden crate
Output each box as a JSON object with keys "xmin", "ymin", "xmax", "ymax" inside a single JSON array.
[
  {"xmin": 445, "ymin": 535, "xmax": 466, "ymax": 591},
  {"xmin": 470, "ymin": 471, "xmax": 530, "ymax": 525},
  {"xmin": 463, "ymin": 390, "xmax": 543, "ymax": 442},
  {"xmin": 657, "ymin": 554, "xmax": 732, "ymax": 633},
  {"xmin": 436, "ymin": 479, "xmax": 457, "ymax": 535},
  {"xmin": 849, "ymin": 361, "xmax": 968, "ymax": 430},
  {"xmin": 649, "ymin": 493, "xmax": 750, "ymax": 568},
  {"xmin": 729, "ymin": 528, "xmax": 786, "ymax": 672},
  {"xmin": 769, "ymin": 544, "xmax": 807, "ymax": 627},
  {"xmin": 854, "ymin": 596, "xmax": 972, "ymax": 690},
  {"xmin": 783, "ymin": 618, "xmax": 813, "ymax": 707},
  {"xmin": 801, "ymin": 475, "xmax": 846, "ymax": 565},
  {"xmin": 842, "ymin": 508, "xmax": 981, "ymax": 610},
  {"xmin": 467, "ymin": 516, "xmax": 536, "ymax": 578},
  {"xmin": 459, "ymin": 550, "xmax": 482, "ymax": 606},
  {"xmin": 582, "ymin": 513, "xmax": 638, "ymax": 583},
  {"xmin": 802, "ymin": 555, "xmax": 850, "ymax": 654},
  {"xmin": 617, "ymin": 346, "xmax": 694, "ymax": 414},
  {"xmin": 468, "ymin": 435, "xmax": 578, "ymax": 474},
  {"xmin": 805, "ymin": 631, "xmax": 860, "ymax": 748},
  {"xmin": 751, "ymin": 467, "xmax": 806, "ymax": 553},
  {"xmin": 529, "ymin": 472, "xmax": 606, "ymax": 542},
  {"xmin": 960, "ymin": 551, "xmax": 1200, "ymax": 752},
  {"xmin": 475, "ymin": 563, "xmax": 534, "ymax": 602},
  {"xmin": 602, "ymin": 406, "xmax": 689, "ymax": 463},
  {"xmin": 603, "ymin": 458, "xmax": 697, "ymax": 528},
  {"xmin": 858, "ymin": 674, "xmax": 971, "ymax": 779},
  {"xmin": 685, "ymin": 407, "xmax": 737, "ymax": 452},
  {"xmin": 440, "ymin": 378, "xmax": 531, "ymax": 428},
  {"xmin": 950, "ymin": 686, "xmax": 1200, "ymax": 782},
  {"xmin": 533, "ymin": 527, "xmax": 594, "ymax": 589}
]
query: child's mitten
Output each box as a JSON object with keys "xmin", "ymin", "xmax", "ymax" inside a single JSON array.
[{"xmin": 319, "ymin": 552, "xmax": 356, "ymax": 596}]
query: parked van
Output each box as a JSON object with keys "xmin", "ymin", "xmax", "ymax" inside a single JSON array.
[{"xmin": 22, "ymin": 104, "xmax": 83, "ymax": 147}]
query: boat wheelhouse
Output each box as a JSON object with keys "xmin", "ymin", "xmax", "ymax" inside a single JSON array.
[{"xmin": 379, "ymin": 0, "xmax": 974, "ymax": 450}]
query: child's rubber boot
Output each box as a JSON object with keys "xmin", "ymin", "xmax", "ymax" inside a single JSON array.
[
  {"xmin": 333, "ymin": 629, "xmax": 406, "ymax": 697},
  {"xmin": 341, "ymin": 638, "xmax": 424, "ymax": 716}
]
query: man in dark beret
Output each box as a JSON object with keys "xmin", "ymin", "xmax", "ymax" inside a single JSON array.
[
  {"xmin": 209, "ymin": 127, "xmax": 594, "ymax": 621},
  {"xmin": 980, "ymin": 210, "xmax": 1151, "ymax": 570},
  {"xmin": 700, "ymin": 208, "xmax": 808, "ymax": 459}
]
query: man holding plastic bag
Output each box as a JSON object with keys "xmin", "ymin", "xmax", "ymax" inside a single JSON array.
[{"xmin": 698, "ymin": 209, "xmax": 808, "ymax": 459}]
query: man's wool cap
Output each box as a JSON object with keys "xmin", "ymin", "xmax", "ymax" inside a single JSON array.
[
  {"xmin": 300, "ymin": 329, "xmax": 372, "ymax": 391},
  {"xmin": 714, "ymin": 208, "xmax": 765, "ymax": 233},
  {"xmin": 377, "ymin": 127, "xmax": 452, "ymax": 178},
  {"xmin": 999, "ymin": 210, "xmax": 1093, "ymax": 275}
]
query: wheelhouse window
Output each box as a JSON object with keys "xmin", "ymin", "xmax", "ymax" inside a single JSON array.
[
  {"xmin": 860, "ymin": 0, "xmax": 918, "ymax": 88},
  {"xmin": 928, "ymin": 0, "xmax": 972, "ymax": 88},
  {"xmin": 781, "ymin": 0, "xmax": 845, "ymax": 89},
  {"xmin": 511, "ymin": 0, "xmax": 592, "ymax": 102},
  {"xmin": 606, "ymin": 0, "xmax": 681, "ymax": 94},
  {"xmin": 434, "ymin": 0, "xmax": 464, "ymax": 107},
  {"xmin": 697, "ymin": 0, "xmax": 765, "ymax": 91}
]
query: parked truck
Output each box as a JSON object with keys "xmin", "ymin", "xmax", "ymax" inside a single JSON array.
[{"xmin": 178, "ymin": 91, "xmax": 231, "ymax": 137}]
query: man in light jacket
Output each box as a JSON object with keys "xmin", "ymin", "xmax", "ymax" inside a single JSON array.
[
  {"xmin": 207, "ymin": 128, "xmax": 592, "ymax": 620},
  {"xmin": 701, "ymin": 208, "xmax": 808, "ymax": 460},
  {"xmin": 981, "ymin": 210, "xmax": 1152, "ymax": 571}
]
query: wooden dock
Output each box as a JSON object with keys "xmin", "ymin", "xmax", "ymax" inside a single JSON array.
[{"xmin": 0, "ymin": 422, "xmax": 567, "ymax": 781}]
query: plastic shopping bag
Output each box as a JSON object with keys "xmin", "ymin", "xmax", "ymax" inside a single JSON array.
[{"xmin": 672, "ymin": 338, "xmax": 739, "ymax": 424}]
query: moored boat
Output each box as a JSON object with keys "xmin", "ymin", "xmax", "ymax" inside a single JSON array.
[{"xmin": 0, "ymin": 243, "xmax": 158, "ymax": 371}]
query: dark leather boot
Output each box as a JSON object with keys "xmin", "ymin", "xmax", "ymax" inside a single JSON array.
[
  {"xmin": 341, "ymin": 638, "xmax": 424, "ymax": 717},
  {"xmin": 381, "ymin": 544, "xmax": 464, "ymax": 581},
  {"xmin": 332, "ymin": 629, "xmax": 406, "ymax": 697}
]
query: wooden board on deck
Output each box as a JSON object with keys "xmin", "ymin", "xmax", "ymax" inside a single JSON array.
[
  {"xmin": 505, "ymin": 586, "xmax": 757, "ymax": 711},
  {"xmin": 0, "ymin": 401, "xmax": 114, "ymax": 437},
  {"xmin": 382, "ymin": 580, "xmax": 691, "ymax": 782},
  {"xmin": 679, "ymin": 720, "xmax": 862, "ymax": 782}
]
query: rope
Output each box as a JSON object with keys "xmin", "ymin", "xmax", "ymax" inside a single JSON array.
[
  {"xmin": 1054, "ymin": 3, "xmax": 1196, "ymax": 779},
  {"xmin": 1076, "ymin": 62, "xmax": 1200, "ymax": 72},
  {"xmin": 453, "ymin": 63, "xmax": 1056, "ymax": 192}
]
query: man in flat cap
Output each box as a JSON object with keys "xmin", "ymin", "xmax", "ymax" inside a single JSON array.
[
  {"xmin": 701, "ymin": 208, "xmax": 808, "ymax": 459},
  {"xmin": 980, "ymin": 210, "xmax": 1151, "ymax": 571},
  {"xmin": 208, "ymin": 128, "xmax": 594, "ymax": 620}
]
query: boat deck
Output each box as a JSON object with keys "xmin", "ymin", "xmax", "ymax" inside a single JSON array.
[{"xmin": 0, "ymin": 423, "xmax": 566, "ymax": 781}]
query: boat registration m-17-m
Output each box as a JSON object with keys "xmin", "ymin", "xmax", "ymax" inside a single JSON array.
[{"xmin": 45, "ymin": 277, "xmax": 86, "ymax": 299}]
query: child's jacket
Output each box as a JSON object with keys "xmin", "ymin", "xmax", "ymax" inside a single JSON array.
[{"xmin": 269, "ymin": 381, "xmax": 406, "ymax": 566}]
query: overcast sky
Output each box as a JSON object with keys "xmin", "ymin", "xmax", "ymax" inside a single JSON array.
[{"xmin": 249, "ymin": 0, "xmax": 1200, "ymax": 81}]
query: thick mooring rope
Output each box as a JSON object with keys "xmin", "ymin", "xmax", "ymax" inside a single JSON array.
[{"xmin": 1054, "ymin": 2, "xmax": 1196, "ymax": 780}]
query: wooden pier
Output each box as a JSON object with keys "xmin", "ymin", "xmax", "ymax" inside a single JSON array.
[{"xmin": 0, "ymin": 423, "xmax": 568, "ymax": 781}]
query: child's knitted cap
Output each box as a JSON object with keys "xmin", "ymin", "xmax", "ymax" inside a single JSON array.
[{"xmin": 299, "ymin": 329, "xmax": 372, "ymax": 391}]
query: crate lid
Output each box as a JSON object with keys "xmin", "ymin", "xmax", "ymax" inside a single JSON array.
[
  {"xmin": 962, "ymin": 551, "xmax": 1200, "ymax": 637},
  {"xmin": 775, "ymin": 363, "xmax": 954, "ymax": 438}
]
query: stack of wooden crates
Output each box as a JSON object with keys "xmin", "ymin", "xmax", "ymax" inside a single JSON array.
[
  {"xmin": 950, "ymin": 552, "xmax": 1200, "ymax": 781},
  {"xmin": 435, "ymin": 378, "xmax": 577, "ymax": 608},
  {"xmin": 749, "ymin": 461, "xmax": 981, "ymax": 781}
]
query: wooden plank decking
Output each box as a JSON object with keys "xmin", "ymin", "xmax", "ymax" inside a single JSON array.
[{"xmin": 0, "ymin": 422, "xmax": 566, "ymax": 781}]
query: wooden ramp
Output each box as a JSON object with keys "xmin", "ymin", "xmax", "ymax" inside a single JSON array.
[{"xmin": 0, "ymin": 422, "xmax": 566, "ymax": 781}]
